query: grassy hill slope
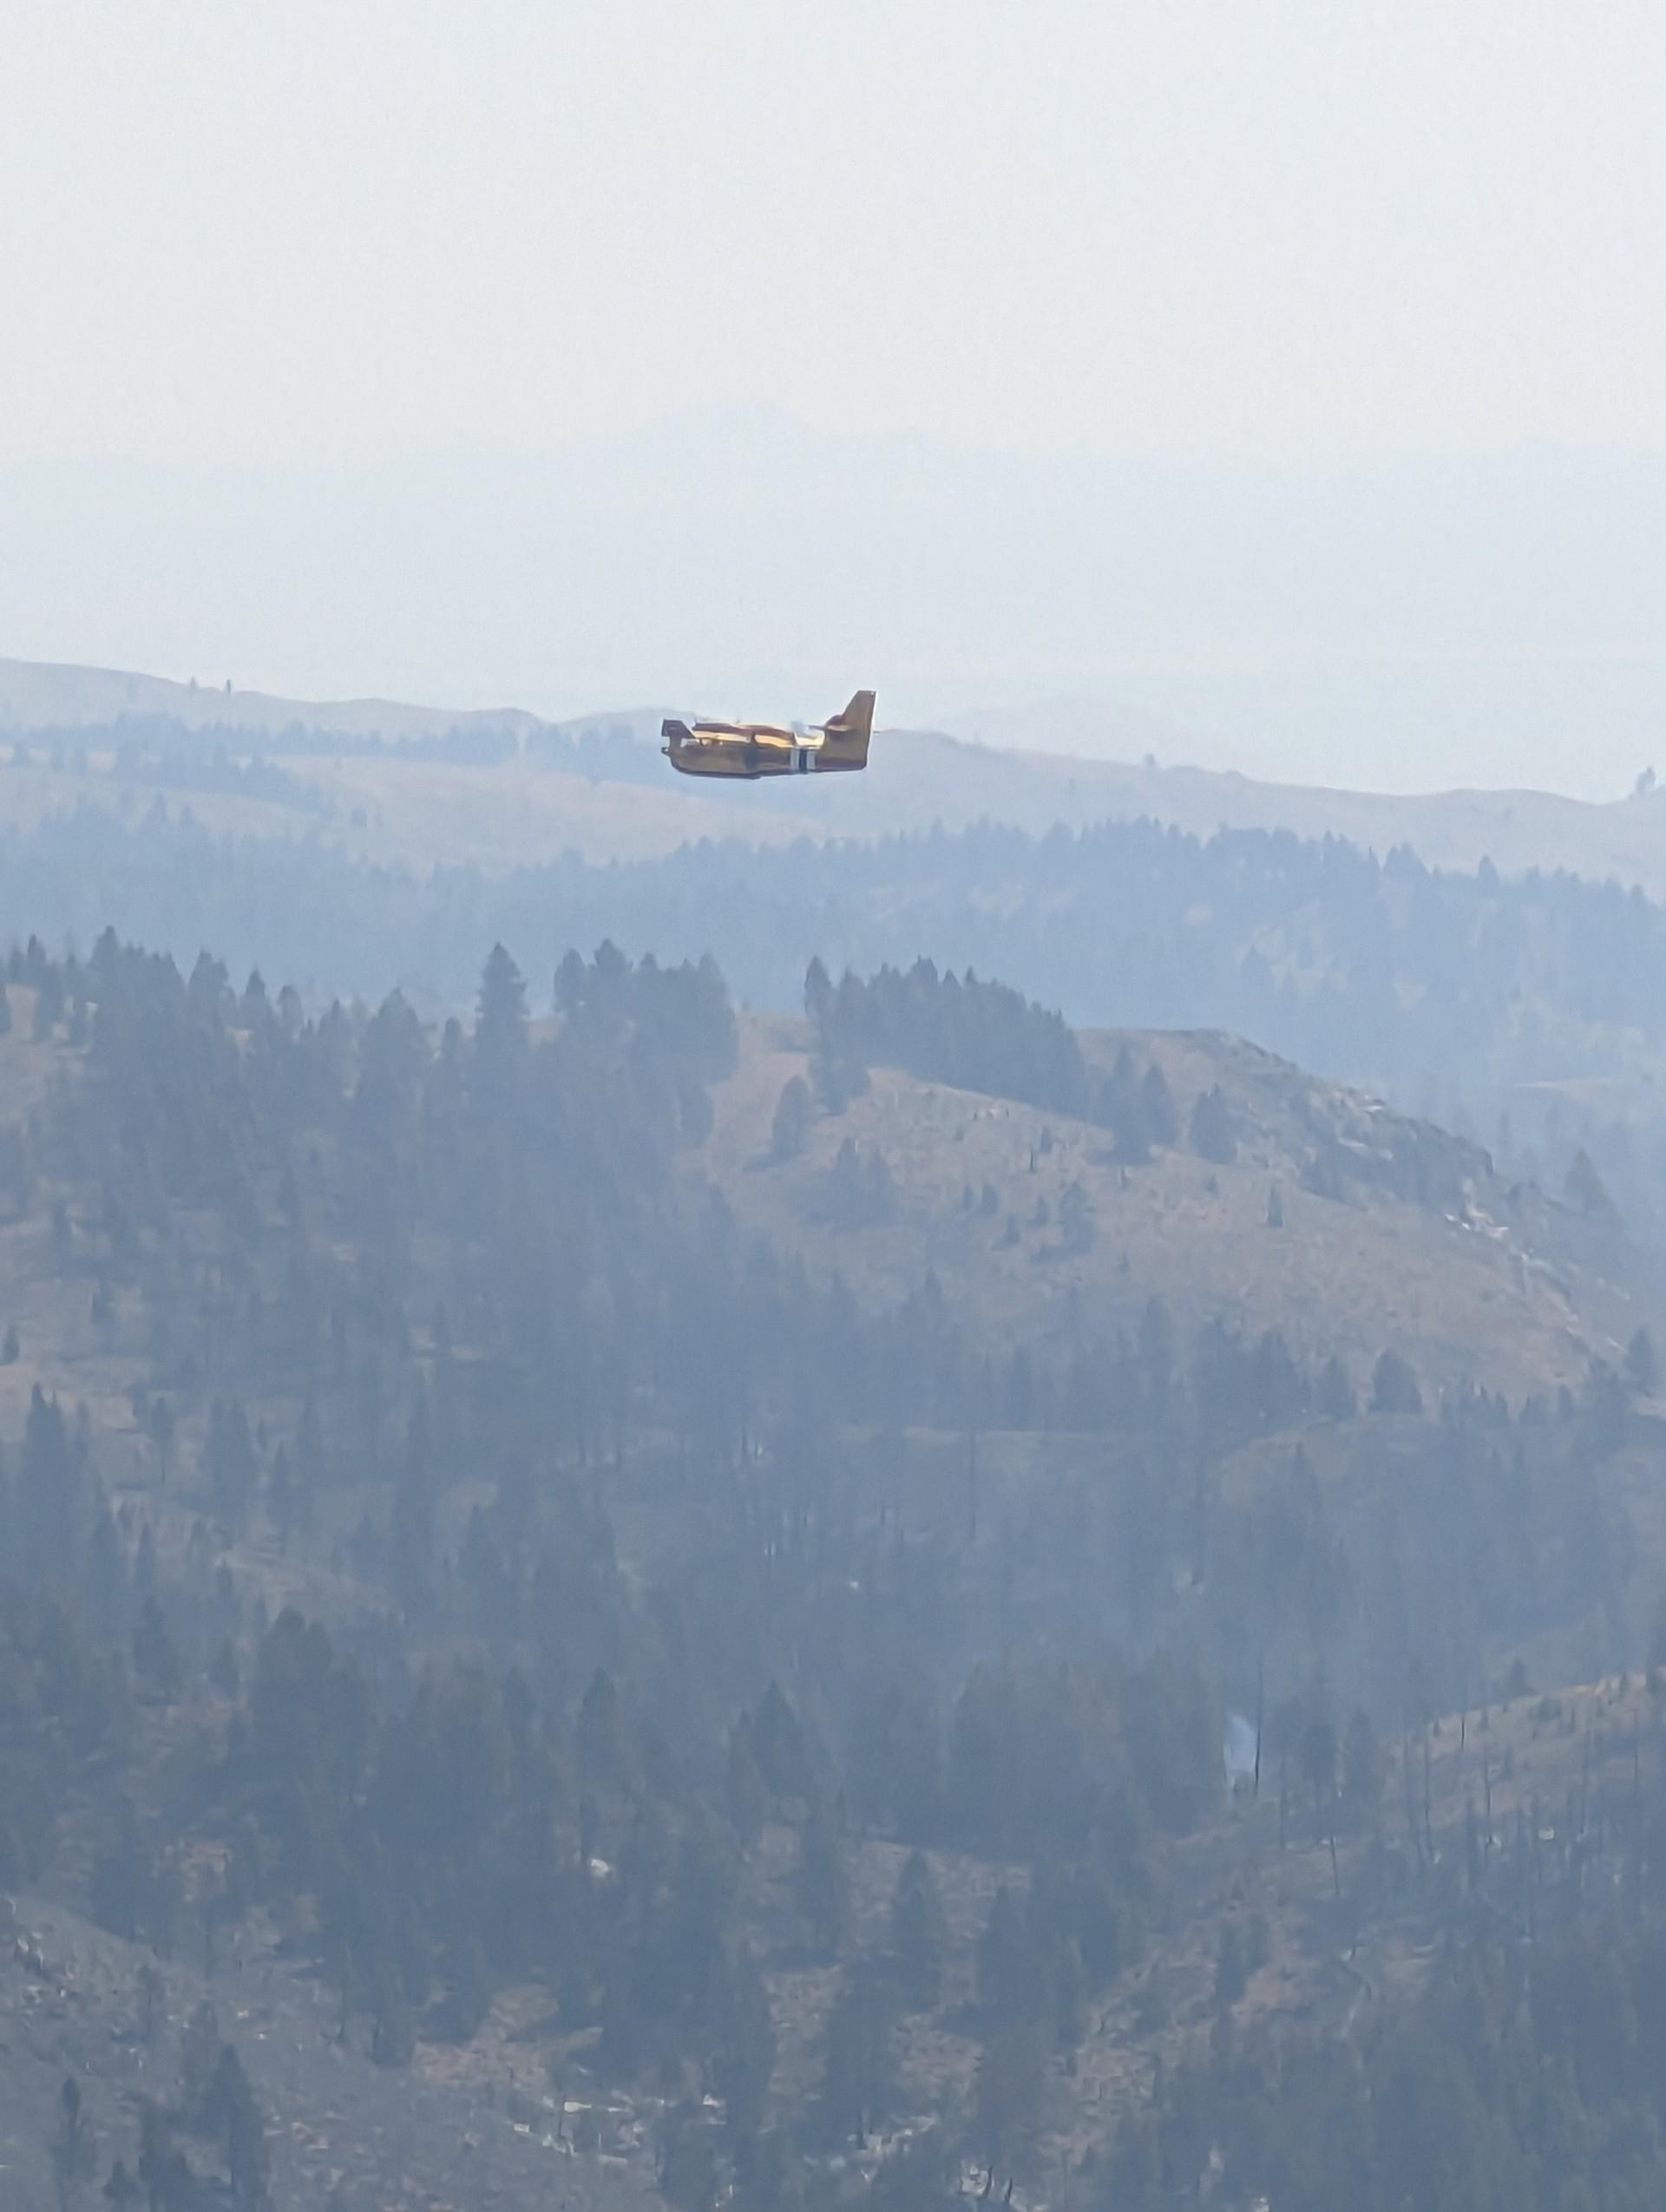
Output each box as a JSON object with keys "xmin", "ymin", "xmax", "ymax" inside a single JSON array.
[{"xmin": 695, "ymin": 1017, "xmax": 1643, "ymax": 1403}]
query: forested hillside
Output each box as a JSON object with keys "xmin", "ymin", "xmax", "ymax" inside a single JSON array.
[
  {"xmin": 5, "ymin": 795, "xmax": 1666, "ymax": 1240},
  {"xmin": 17, "ymin": 0, "xmax": 1666, "ymax": 2192},
  {"xmin": 0, "ymin": 928, "xmax": 1663, "ymax": 2203}
]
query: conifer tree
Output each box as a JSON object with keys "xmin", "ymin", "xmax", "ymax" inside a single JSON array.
[
  {"xmin": 818, "ymin": 1962, "xmax": 896, "ymax": 2147},
  {"xmin": 891, "ymin": 1849, "xmax": 949, "ymax": 2011},
  {"xmin": 794, "ymin": 1792, "xmax": 851, "ymax": 1955},
  {"xmin": 473, "ymin": 942, "xmax": 528, "ymax": 1101}
]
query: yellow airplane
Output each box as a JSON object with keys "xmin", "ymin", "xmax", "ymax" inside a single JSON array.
[{"xmin": 661, "ymin": 690, "xmax": 876, "ymax": 780}]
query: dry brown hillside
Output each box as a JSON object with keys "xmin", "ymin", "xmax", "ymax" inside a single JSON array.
[{"xmin": 694, "ymin": 1017, "xmax": 1646, "ymax": 1403}]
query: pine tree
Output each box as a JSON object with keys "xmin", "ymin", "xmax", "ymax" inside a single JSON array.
[
  {"xmin": 390, "ymin": 1390, "xmax": 436, "ymax": 1608},
  {"xmin": 102, "ymin": 2156, "xmax": 141, "ymax": 2204},
  {"xmin": 206, "ymin": 1400, "xmax": 258, "ymax": 1534},
  {"xmin": 818, "ymin": 1962, "xmax": 896, "ymax": 2147},
  {"xmin": 577, "ymin": 1668, "xmax": 633, "ymax": 1798},
  {"xmin": 1566, "ymin": 1148, "xmax": 1615, "ymax": 1221},
  {"xmin": 179, "ymin": 2001, "xmax": 221, "ymax": 2120},
  {"xmin": 1317, "ymin": 1354, "xmax": 1355, "ymax": 1420},
  {"xmin": 751, "ymin": 1682, "xmax": 813, "ymax": 1804},
  {"xmin": 711, "ymin": 1941, "xmax": 777, "ymax": 2145},
  {"xmin": 1214, "ymin": 1917, "xmax": 1248, "ymax": 2007},
  {"xmin": 206, "ymin": 2044, "xmax": 271, "ymax": 2209},
  {"xmin": 770, "ymin": 1077, "xmax": 812, "ymax": 1163},
  {"xmin": 1051, "ymin": 1936, "xmax": 1089, "ymax": 2047},
  {"xmin": 137, "ymin": 1960, "xmax": 164, "ymax": 2045},
  {"xmin": 145, "ymin": 1397, "xmax": 174, "ymax": 1484},
  {"xmin": 90, "ymin": 1796, "xmax": 150, "ymax": 1942},
  {"xmin": 266, "ymin": 1445, "xmax": 295, "ymax": 1552},
  {"xmin": 440, "ymin": 1934, "xmax": 491, "ymax": 2042},
  {"xmin": 83, "ymin": 1505, "xmax": 128, "ymax": 1641},
  {"xmin": 725, "ymin": 1728, "xmax": 771, "ymax": 1850},
  {"xmin": 976, "ymin": 1884, "xmax": 1037, "ymax": 2017},
  {"xmin": 1342, "ymin": 1707, "xmax": 1381, "ymax": 1817},
  {"xmin": 659, "ymin": 2100, "xmax": 719, "ymax": 2212},
  {"xmin": 972, "ymin": 2014, "xmax": 1047, "ymax": 2177},
  {"xmin": 1370, "ymin": 1349, "xmax": 1423, "ymax": 1416},
  {"xmin": 371, "ymin": 1968, "xmax": 416, "ymax": 2067},
  {"xmin": 18, "ymin": 1384, "xmax": 82, "ymax": 1580},
  {"xmin": 50, "ymin": 2074, "xmax": 95, "ymax": 2207},
  {"xmin": 1141, "ymin": 1063, "xmax": 1178, "ymax": 1147},
  {"xmin": 803, "ymin": 958, "xmax": 833, "ymax": 1030},
  {"xmin": 1059, "ymin": 1179, "xmax": 1094, "ymax": 1254},
  {"xmin": 473, "ymin": 942, "xmax": 528, "ymax": 1099},
  {"xmin": 794, "ymin": 1793, "xmax": 851, "ymax": 1955},
  {"xmin": 1301, "ymin": 1716, "xmax": 1338, "ymax": 1819},
  {"xmin": 1626, "ymin": 1326, "xmax": 1659, "ymax": 1396},
  {"xmin": 1189, "ymin": 1085, "xmax": 1236, "ymax": 1165},
  {"xmin": 132, "ymin": 1599, "xmax": 182, "ymax": 1705},
  {"xmin": 137, "ymin": 2102, "xmax": 189, "ymax": 2211},
  {"xmin": 891, "ymin": 1849, "xmax": 949, "ymax": 2011}
]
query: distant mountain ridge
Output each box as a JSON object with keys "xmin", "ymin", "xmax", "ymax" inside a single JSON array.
[
  {"xmin": 0, "ymin": 654, "xmax": 554, "ymax": 743},
  {"xmin": 8, "ymin": 417, "xmax": 1666, "ymax": 793},
  {"xmin": 4, "ymin": 652, "xmax": 1666, "ymax": 896}
]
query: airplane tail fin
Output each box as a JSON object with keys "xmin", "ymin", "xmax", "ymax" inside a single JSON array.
[{"xmin": 818, "ymin": 690, "xmax": 876, "ymax": 765}]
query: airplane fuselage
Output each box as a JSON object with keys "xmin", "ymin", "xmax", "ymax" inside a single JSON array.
[
  {"xmin": 663, "ymin": 723, "xmax": 860, "ymax": 780},
  {"xmin": 661, "ymin": 690, "xmax": 876, "ymax": 781}
]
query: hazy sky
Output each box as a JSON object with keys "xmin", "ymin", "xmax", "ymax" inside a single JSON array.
[
  {"xmin": 7, "ymin": 0, "xmax": 1664, "ymax": 468},
  {"xmin": 3, "ymin": 3, "xmax": 1665, "ymax": 792}
]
